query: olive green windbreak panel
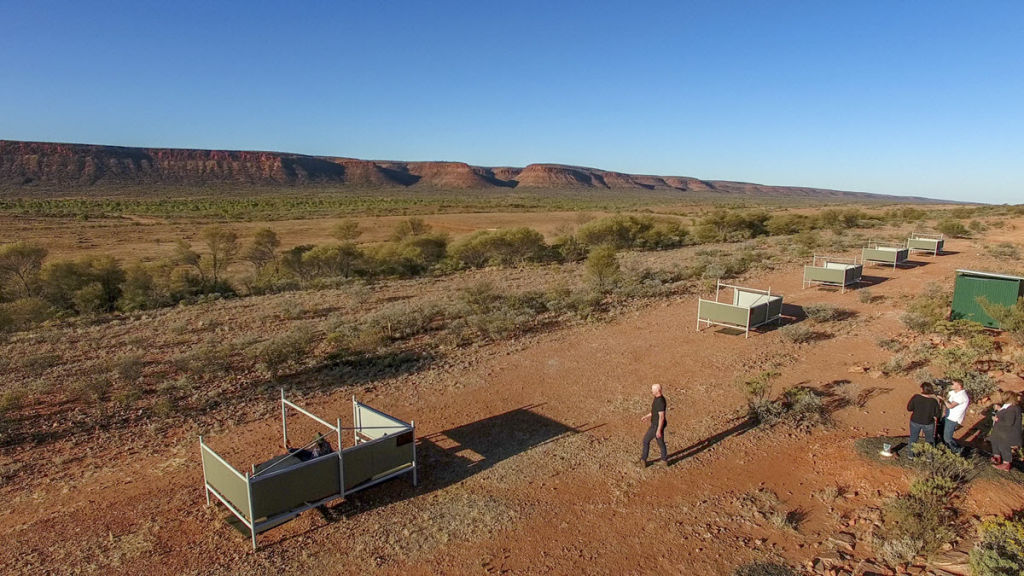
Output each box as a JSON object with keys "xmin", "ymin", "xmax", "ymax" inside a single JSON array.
[
  {"xmin": 804, "ymin": 266, "xmax": 844, "ymax": 285},
  {"xmin": 951, "ymin": 274, "xmax": 1023, "ymax": 328},
  {"xmin": 908, "ymin": 238, "xmax": 940, "ymax": 251},
  {"xmin": 342, "ymin": 437, "xmax": 414, "ymax": 491},
  {"xmin": 202, "ymin": 445, "xmax": 251, "ymax": 520},
  {"xmin": 862, "ymin": 248, "xmax": 896, "ymax": 263},
  {"xmin": 698, "ymin": 300, "xmax": 749, "ymax": 328},
  {"xmin": 748, "ymin": 302, "xmax": 769, "ymax": 326},
  {"xmin": 846, "ymin": 265, "xmax": 863, "ymax": 285},
  {"xmin": 355, "ymin": 404, "xmax": 406, "ymax": 441},
  {"xmin": 250, "ymin": 456, "xmax": 340, "ymax": 520}
]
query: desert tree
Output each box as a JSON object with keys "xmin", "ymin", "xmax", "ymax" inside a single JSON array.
[
  {"xmin": 244, "ymin": 228, "xmax": 280, "ymax": 273},
  {"xmin": 331, "ymin": 220, "xmax": 362, "ymax": 242},
  {"xmin": 0, "ymin": 241, "xmax": 48, "ymax": 299},
  {"xmin": 201, "ymin": 225, "xmax": 239, "ymax": 285}
]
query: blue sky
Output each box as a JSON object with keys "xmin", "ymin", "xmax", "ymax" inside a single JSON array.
[{"xmin": 1, "ymin": 1, "xmax": 1022, "ymax": 203}]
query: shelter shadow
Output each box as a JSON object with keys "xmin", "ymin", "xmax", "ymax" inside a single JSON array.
[{"xmin": 325, "ymin": 405, "xmax": 581, "ymax": 519}]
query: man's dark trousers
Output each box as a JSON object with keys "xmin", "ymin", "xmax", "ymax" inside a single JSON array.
[{"xmin": 641, "ymin": 424, "xmax": 667, "ymax": 463}]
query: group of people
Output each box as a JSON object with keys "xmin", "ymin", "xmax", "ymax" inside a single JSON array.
[{"xmin": 907, "ymin": 379, "xmax": 1023, "ymax": 470}]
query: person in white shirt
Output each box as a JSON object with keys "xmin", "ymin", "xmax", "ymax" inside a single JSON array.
[{"xmin": 943, "ymin": 380, "xmax": 970, "ymax": 455}]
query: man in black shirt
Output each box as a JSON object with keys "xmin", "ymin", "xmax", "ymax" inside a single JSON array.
[
  {"xmin": 639, "ymin": 384, "xmax": 668, "ymax": 467},
  {"xmin": 906, "ymin": 382, "xmax": 942, "ymax": 460}
]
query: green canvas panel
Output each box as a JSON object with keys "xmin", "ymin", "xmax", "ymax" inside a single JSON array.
[
  {"xmin": 748, "ymin": 302, "xmax": 769, "ymax": 326},
  {"xmin": 342, "ymin": 437, "xmax": 414, "ymax": 491},
  {"xmin": 202, "ymin": 445, "xmax": 251, "ymax": 520},
  {"xmin": 862, "ymin": 248, "xmax": 904, "ymax": 264},
  {"xmin": 804, "ymin": 266, "xmax": 845, "ymax": 285},
  {"xmin": 249, "ymin": 455, "xmax": 340, "ymax": 520},
  {"xmin": 846, "ymin": 265, "xmax": 863, "ymax": 285},
  {"xmin": 907, "ymin": 238, "xmax": 940, "ymax": 251},
  {"xmin": 951, "ymin": 274, "xmax": 1024, "ymax": 328},
  {"xmin": 355, "ymin": 404, "xmax": 406, "ymax": 441},
  {"xmin": 698, "ymin": 300, "xmax": 750, "ymax": 328}
]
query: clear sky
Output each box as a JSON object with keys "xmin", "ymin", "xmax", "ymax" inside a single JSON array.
[{"xmin": 1, "ymin": 1, "xmax": 1022, "ymax": 203}]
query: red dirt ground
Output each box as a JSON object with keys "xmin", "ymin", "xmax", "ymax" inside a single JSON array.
[{"xmin": 3, "ymin": 224, "xmax": 1024, "ymax": 575}]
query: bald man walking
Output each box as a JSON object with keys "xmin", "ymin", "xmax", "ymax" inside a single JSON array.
[{"xmin": 639, "ymin": 384, "xmax": 668, "ymax": 467}]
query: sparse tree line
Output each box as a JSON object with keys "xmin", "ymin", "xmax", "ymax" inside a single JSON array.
[{"xmin": 0, "ymin": 207, "xmax": 998, "ymax": 334}]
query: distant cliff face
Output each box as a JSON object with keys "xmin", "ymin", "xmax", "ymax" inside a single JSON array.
[{"xmin": 0, "ymin": 139, "xmax": 902, "ymax": 200}]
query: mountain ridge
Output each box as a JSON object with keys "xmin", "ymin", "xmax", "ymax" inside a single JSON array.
[{"xmin": 0, "ymin": 140, "xmax": 931, "ymax": 201}]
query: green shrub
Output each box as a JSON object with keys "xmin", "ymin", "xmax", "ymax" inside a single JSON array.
[
  {"xmin": 986, "ymin": 242, "xmax": 1020, "ymax": 260},
  {"xmin": 251, "ymin": 325, "xmax": 315, "ymax": 377},
  {"xmin": 910, "ymin": 443, "xmax": 979, "ymax": 485},
  {"xmin": 111, "ymin": 353, "xmax": 145, "ymax": 383},
  {"xmin": 779, "ymin": 323, "xmax": 816, "ymax": 344},
  {"xmin": 782, "ymin": 386, "xmax": 830, "ymax": 431},
  {"xmin": 936, "ymin": 219, "xmax": 970, "ymax": 238},
  {"xmin": 909, "ymin": 475, "xmax": 958, "ymax": 501},
  {"xmin": 449, "ymin": 227, "xmax": 548, "ymax": 268},
  {"xmin": 857, "ymin": 289, "xmax": 875, "ymax": 304},
  {"xmin": 981, "ymin": 297, "xmax": 1024, "ymax": 343},
  {"xmin": 901, "ymin": 283, "xmax": 950, "ymax": 333},
  {"xmin": 877, "ymin": 492, "xmax": 957, "ymax": 565},
  {"xmin": 40, "ymin": 255, "xmax": 125, "ymax": 314},
  {"xmin": 970, "ymin": 514, "xmax": 1024, "ymax": 576},
  {"xmin": 585, "ymin": 244, "xmax": 621, "ymax": 292},
  {"xmin": 693, "ymin": 209, "xmax": 770, "ymax": 243},
  {"xmin": 577, "ymin": 214, "xmax": 687, "ymax": 250},
  {"xmin": 0, "ymin": 297, "xmax": 53, "ymax": 333},
  {"xmin": 804, "ymin": 303, "xmax": 849, "ymax": 322},
  {"xmin": 741, "ymin": 371, "xmax": 783, "ymax": 425}
]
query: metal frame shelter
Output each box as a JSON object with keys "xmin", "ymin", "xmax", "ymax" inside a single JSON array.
[
  {"xmin": 906, "ymin": 232, "xmax": 944, "ymax": 257},
  {"xmin": 696, "ymin": 280, "xmax": 783, "ymax": 338},
  {"xmin": 199, "ymin": 391, "xmax": 417, "ymax": 550},
  {"xmin": 861, "ymin": 242, "xmax": 909, "ymax": 270},
  {"xmin": 802, "ymin": 255, "xmax": 863, "ymax": 293}
]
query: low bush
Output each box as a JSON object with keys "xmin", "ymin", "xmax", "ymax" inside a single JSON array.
[
  {"xmin": 585, "ymin": 244, "xmax": 621, "ymax": 292},
  {"xmin": 448, "ymin": 227, "xmax": 548, "ymax": 268},
  {"xmin": 804, "ymin": 303, "xmax": 850, "ymax": 322},
  {"xmin": 250, "ymin": 325, "xmax": 315, "ymax": 377},
  {"xmin": 876, "ymin": 492, "xmax": 957, "ymax": 566},
  {"xmin": 986, "ymin": 242, "xmax": 1020, "ymax": 260},
  {"xmin": 112, "ymin": 353, "xmax": 145, "ymax": 383},
  {"xmin": 779, "ymin": 323, "xmax": 816, "ymax": 344},
  {"xmin": 782, "ymin": 386, "xmax": 830, "ymax": 431},
  {"xmin": 936, "ymin": 219, "xmax": 970, "ymax": 238},
  {"xmin": 981, "ymin": 297, "xmax": 1024, "ymax": 344},
  {"xmin": 576, "ymin": 214, "xmax": 687, "ymax": 250},
  {"xmin": 857, "ymin": 289, "xmax": 875, "ymax": 304},
  {"xmin": 970, "ymin": 513, "xmax": 1024, "ymax": 576},
  {"xmin": 910, "ymin": 443, "xmax": 979, "ymax": 485},
  {"xmin": 901, "ymin": 283, "xmax": 950, "ymax": 333},
  {"xmin": 0, "ymin": 298, "xmax": 53, "ymax": 333}
]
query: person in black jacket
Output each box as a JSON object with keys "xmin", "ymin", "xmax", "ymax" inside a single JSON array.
[
  {"xmin": 990, "ymin": 390, "xmax": 1023, "ymax": 471},
  {"xmin": 906, "ymin": 382, "xmax": 942, "ymax": 460}
]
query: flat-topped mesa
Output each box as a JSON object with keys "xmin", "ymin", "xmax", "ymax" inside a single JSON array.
[
  {"xmin": 515, "ymin": 164, "xmax": 603, "ymax": 188},
  {"xmin": 0, "ymin": 139, "xmax": 929, "ymax": 201}
]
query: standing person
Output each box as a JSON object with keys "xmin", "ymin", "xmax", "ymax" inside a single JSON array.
[
  {"xmin": 943, "ymin": 380, "xmax": 970, "ymax": 455},
  {"xmin": 639, "ymin": 384, "xmax": 668, "ymax": 467},
  {"xmin": 906, "ymin": 382, "xmax": 942, "ymax": 460},
  {"xmin": 990, "ymin": 390, "xmax": 1023, "ymax": 471}
]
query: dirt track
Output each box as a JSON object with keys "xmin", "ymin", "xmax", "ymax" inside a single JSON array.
[{"xmin": 4, "ymin": 227, "xmax": 1024, "ymax": 575}]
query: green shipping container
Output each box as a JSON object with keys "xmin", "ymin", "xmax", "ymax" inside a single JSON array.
[{"xmin": 950, "ymin": 270, "xmax": 1024, "ymax": 328}]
